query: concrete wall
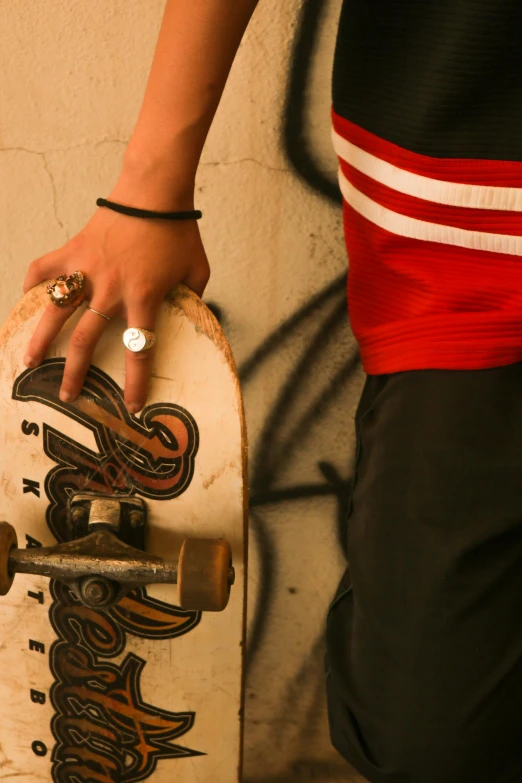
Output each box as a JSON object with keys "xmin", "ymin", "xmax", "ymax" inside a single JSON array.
[{"xmin": 0, "ymin": 1, "xmax": 365, "ymax": 779}]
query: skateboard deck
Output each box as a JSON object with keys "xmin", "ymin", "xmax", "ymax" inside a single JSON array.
[{"xmin": 0, "ymin": 282, "xmax": 247, "ymax": 782}]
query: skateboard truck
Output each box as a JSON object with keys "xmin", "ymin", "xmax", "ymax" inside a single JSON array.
[{"xmin": 0, "ymin": 493, "xmax": 235, "ymax": 612}]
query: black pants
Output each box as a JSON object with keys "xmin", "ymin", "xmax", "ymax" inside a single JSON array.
[{"xmin": 325, "ymin": 365, "xmax": 522, "ymax": 783}]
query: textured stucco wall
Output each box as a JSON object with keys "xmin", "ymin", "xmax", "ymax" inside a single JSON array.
[{"xmin": 0, "ymin": 1, "xmax": 365, "ymax": 780}]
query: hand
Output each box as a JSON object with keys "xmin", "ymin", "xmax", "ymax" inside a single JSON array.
[{"xmin": 22, "ymin": 204, "xmax": 210, "ymax": 413}]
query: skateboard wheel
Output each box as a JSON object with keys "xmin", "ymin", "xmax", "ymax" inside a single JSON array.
[
  {"xmin": 0, "ymin": 522, "xmax": 18, "ymax": 596},
  {"xmin": 178, "ymin": 538, "xmax": 232, "ymax": 612}
]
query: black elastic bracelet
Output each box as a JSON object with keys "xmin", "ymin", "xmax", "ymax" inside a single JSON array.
[{"xmin": 96, "ymin": 197, "xmax": 202, "ymax": 221}]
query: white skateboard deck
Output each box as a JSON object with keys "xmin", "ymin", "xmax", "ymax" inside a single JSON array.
[{"xmin": 0, "ymin": 283, "xmax": 247, "ymax": 782}]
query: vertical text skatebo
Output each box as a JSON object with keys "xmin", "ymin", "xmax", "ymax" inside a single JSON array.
[{"xmin": 0, "ymin": 282, "xmax": 247, "ymax": 782}]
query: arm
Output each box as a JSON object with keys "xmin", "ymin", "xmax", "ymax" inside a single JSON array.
[
  {"xmin": 112, "ymin": 0, "xmax": 260, "ymax": 209},
  {"xmin": 23, "ymin": 0, "xmax": 259, "ymax": 411}
]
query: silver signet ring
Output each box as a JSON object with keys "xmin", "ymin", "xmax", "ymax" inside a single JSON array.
[{"xmin": 123, "ymin": 327, "xmax": 155, "ymax": 353}]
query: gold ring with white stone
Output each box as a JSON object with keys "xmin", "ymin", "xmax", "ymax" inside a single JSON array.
[{"xmin": 123, "ymin": 327, "xmax": 155, "ymax": 353}]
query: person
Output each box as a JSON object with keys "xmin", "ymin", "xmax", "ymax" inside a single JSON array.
[{"xmin": 23, "ymin": 1, "xmax": 522, "ymax": 781}]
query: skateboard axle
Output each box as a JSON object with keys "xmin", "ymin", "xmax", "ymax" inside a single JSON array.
[
  {"xmin": 8, "ymin": 530, "xmax": 179, "ymax": 584},
  {"xmin": 7, "ymin": 529, "xmax": 180, "ymax": 608},
  {"xmin": 0, "ymin": 492, "xmax": 235, "ymax": 611}
]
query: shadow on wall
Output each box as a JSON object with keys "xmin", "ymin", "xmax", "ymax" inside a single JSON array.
[
  {"xmin": 227, "ymin": 0, "xmax": 364, "ymax": 780},
  {"xmin": 283, "ymin": 0, "xmax": 343, "ymax": 206},
  {"xmin": 237, "ymin": 280, "xmax": 363, "ymax": 782},
  {"xmin": 242, "ymin": 274, "xmax": 356, "ymax": 666},
  {"xmin": 244, "ymin": 0, "xmax": 357, "ymax": 677}
]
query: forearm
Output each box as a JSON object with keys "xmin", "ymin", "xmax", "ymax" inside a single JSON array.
[{"xmin": 111, "ymin": 0, "xmax": 259, "ymax": 209}]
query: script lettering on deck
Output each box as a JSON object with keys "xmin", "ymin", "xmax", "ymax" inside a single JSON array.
[{"xmin": 15, "ymin": 360, "xmax": 205, "ymax": 782}]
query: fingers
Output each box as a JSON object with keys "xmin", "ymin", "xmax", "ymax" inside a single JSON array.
[
  {"xmin": 59, "ymin": 305, "xmax": 113, "ymax": 402},
  {"xmin": 24, "ymin": 284, "xmax": 112, "ymax": 404},
  {"xmin": 23, "ymin": 257, "xmax": 107, "ymax": 403},
  {"xmin": 24, "ymin": 302, "xmax": 78, "ymax": 368},
  {"xmin": 124, "ymin": 304, "xmax": 157, "ymax": 415},
  {"xmin": 124, "ymin": 259, "xmax": 210, "ymax": 413},
  {"xmin": 23, "ymin": 246, "xmax": 207, "ymax": 413}
]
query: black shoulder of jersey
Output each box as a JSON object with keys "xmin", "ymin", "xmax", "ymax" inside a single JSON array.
[{"xmin": 332, "ymin": 0, "xmax": 522, "ymax": 161}]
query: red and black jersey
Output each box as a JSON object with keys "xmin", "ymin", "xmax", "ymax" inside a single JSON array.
[{"xmin": 332, "ymin": 0, "xmax": 522, "ymax": 373}]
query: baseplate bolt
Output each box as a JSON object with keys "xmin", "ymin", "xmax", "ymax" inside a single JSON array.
[{"xmin": 80, "ymin": 575, "xmax": 119, "ymax": 608}]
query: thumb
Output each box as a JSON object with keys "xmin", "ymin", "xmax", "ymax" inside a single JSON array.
[{"xmin": 182, "ymin": 262, "xmax": 211, "ymax": 299}]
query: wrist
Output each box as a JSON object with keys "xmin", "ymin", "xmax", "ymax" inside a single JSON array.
[{"xmin": 111, "ymin": 147, "xmax": 197, "ymax": 213}]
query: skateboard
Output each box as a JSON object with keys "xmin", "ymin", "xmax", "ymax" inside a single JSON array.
[{"xmin": 0, "ymin": 282, "xmax": 247, "ymax": 782}]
